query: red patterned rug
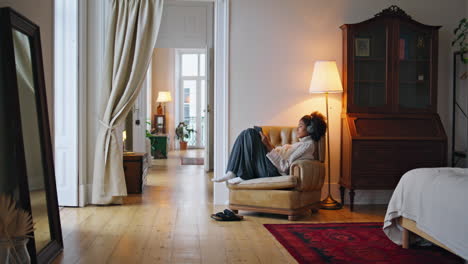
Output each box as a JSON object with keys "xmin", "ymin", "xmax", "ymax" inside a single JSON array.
[
  {"xmin": 264, "ymin": 222, "xmax": 463, "ymax": 264},
  {"xmin": 180, "ymin": 157, "xmax": 204, "ymax": 165}
]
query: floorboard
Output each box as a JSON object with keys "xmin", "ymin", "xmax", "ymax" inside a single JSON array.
[{"xmin": 53, "ymin": 150, "xmax": 386, "ymax": 264}]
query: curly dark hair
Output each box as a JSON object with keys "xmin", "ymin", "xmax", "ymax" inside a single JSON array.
[{"xmin": 300, "ymin": 111, "xmax": 327, "ymax": 141}]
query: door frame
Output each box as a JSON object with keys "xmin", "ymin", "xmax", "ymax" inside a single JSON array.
[
  {"xmin": 54, "ymin": 0, "xmax": 79, "ymax": 206},
  {"xmin": 213, "ymin": 0, "xmax": 230, "ymax": 204}
]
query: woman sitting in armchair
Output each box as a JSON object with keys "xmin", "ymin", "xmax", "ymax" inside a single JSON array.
[{"xmin": 212, "ymin": 112, "xmax": 327, "ymax": 184}]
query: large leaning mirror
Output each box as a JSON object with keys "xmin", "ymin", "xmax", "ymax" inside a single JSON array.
[{"xmin": 0, "ymin": 7, "xmax": 63, "ymax": 263}]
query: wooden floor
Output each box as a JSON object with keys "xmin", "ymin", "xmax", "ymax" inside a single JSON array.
[{"xmin": 53, "ymin": 150, "xmax": 386, "ymax": 264}]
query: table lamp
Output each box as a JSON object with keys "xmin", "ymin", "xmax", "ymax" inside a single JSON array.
[
  {"xmin": 309, "ymin": 61, "xmax": 343, "ymax": 210},
  {"xmin": 156, "ymin": 91, "xmax": 172, "ymax": 115}
]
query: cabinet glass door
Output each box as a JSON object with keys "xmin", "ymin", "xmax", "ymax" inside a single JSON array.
[
  {"xmin": 352, "ymin": 22, "xmax": 388, "ymax": 110},
  {"xmin": 397, "ymin": 22, "xmax": 432, "ymax": 110}
]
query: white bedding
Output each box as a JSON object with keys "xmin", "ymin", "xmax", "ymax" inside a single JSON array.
[{"xmin": 383, "ymin": 167, "xmax": 468, "ymax": 260}]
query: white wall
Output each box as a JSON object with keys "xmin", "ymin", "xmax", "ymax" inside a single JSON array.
[
  {"xmin": 229, "ymin": 0, "xmax": 466, "ymax": 204},
  {"xmin": 152, "ymin": 48, "xmax": 176, "ymax": 150},
  {"xmin": 157, "ymin": 1, "xmax": 213, "ymax": 49},
  {"xmin": 0, "ymin": 0, "xmax": 54, "ymax": 136}
]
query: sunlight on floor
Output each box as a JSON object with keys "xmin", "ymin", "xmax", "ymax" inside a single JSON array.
[{"xmin": 142, "ymin": 149, "xmax": 213, "ymax": 207}]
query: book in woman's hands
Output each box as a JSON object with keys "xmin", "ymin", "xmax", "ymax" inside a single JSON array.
[{"xmin": 253, "ymin": 126, "xmax": 263, "ymax": 133}]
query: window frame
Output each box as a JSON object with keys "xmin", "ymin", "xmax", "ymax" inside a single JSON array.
[{"xmin": 175, "ymin": 48, "xmax": 207, "ymax": 148}]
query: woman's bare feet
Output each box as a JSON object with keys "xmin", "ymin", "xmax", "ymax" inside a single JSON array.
[
  {"xmin": 227, "ymin": 177, "xmax": 244, "ymax": 185},
  {"xmin": 212, "ymin": 171, "xmax": 236, "ymax": 182}
]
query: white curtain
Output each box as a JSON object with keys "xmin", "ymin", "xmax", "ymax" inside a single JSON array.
[{"xmin": 92, "ymin": 0, "xmax": 163, "ymax": 204}]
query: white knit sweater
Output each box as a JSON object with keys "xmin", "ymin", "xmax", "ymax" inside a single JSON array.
[{"xmin": 266, "ymin": 136, "xmax": 315, "ymax": 175}]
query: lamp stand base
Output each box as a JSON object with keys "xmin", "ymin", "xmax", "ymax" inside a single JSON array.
[
  {"xmin": 156, "ymin": 103, "xmax": 163, "ymax": 115},
  {"xmin": 320, "ymin": 194, "xmax": 343, "ymax": 210}
]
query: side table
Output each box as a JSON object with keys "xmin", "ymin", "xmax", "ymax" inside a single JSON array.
[
  {"xmin": 148, "ymin": 134, "xmax": 169, "ymax": 159},
  {"xmin": 123, "ymin": 152, "xmax": 148, "ymax": 194}
]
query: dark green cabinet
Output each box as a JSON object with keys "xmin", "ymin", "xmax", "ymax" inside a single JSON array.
[{"xmin": 149, "ymin": 135, "xmax": 168, "ymax": 159}]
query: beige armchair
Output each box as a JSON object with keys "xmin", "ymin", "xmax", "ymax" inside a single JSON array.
[{"xmin": 227, "ymin": 126, "xmax": 325, "ymax": 221}]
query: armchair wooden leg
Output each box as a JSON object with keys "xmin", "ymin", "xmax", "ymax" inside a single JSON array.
[{"xmin": 288, "ymin": 215, "xmax": 298, "ymax": 221}]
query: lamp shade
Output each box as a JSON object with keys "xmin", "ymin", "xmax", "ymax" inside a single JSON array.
[
  {"xmin": 156, "ymin": 91, "xmax": 172, "ymax": 102},
  {"xmin": 309, "ymin": 61, "xmax": 343, "ymax": 94}
]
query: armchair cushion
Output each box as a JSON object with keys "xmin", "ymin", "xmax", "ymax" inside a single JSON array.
[
  {"xmin": 227, "ymin": 175, "xmax": 297, "ymax": 190},
  {"xmin": 227, "ymin": 159, "xmax": 324, "ymax": 191}
]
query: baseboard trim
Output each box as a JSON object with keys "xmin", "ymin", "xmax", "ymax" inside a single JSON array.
[{"xmin": 321, "ymin": 183, "xmax": 393, "ymax": 205}]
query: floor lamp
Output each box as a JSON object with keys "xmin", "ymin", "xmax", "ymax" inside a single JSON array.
[{"xmin": 309, "ymin": 61, "xmax": 343, "ymax": 210}]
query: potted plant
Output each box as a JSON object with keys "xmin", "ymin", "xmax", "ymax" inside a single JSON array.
[
  {"xmin": 145, "ymin": 121, "xmax": 157, "ymax": 158},
  {"xmin": 175, "ymin": 122, "xmax": 195, "ymax": 150},
  {"xmin": 453, "ymin": 18, "xmax": 468, "ymax": 65}
]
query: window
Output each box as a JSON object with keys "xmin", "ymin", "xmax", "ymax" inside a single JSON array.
[{"xmin": 177, "ymin": 50, "xmax": 207, "ymax": 148}]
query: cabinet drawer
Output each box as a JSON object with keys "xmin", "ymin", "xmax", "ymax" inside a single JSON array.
[
  {"xmin": 123, "ymin": 152, "xmax": 147, "ymax": 194},
  {"xmin": 350, "ymin": 140, "xmax": 446, "ymax": 189},
  {"xmin": 123, "ymin": 162, "xmax": 142, "ymax": 194}
]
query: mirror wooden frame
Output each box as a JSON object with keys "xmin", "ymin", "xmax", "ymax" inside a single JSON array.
[{"xmin": 0, "ymin": 7, "xmax": 63, "ymax": 263}]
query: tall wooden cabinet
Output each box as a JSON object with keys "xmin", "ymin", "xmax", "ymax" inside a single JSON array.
[{"xmin": 340, "ymin": 6, "xmax": 447, "ymax": 211}]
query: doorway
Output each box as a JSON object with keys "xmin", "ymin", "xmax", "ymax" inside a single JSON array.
[
  {"xmin": 150, "ymin": 1, "xmax": 215, "ymax": 172},
  {"xmin": 54, "ymin": 0, "xmax": 228, "ymax": 206}
]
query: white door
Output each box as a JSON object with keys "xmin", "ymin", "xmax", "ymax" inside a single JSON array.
[
  {"xmin": 204, "ymin": 47, "xmax": 214, "ymax": 171},
  {"xmin": 54, "ymin": 0, "xmax": 78, "ymax": 206}
]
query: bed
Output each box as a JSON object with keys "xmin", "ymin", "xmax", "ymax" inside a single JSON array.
[{"xmin": 383, "ymin": 167, "xmax": 468, "ymax": 261}]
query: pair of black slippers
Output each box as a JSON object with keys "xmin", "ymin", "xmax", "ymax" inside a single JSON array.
[{"xmin": 211, "ymin": 209, "xmax": 244, "ymax": 221}]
